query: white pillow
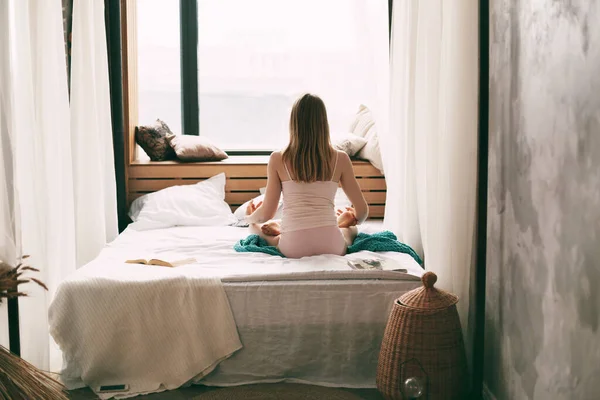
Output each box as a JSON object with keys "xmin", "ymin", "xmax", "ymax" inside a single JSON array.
[
  {"xmin": 349, "ymin": 105, "xmax": 384, "ymax": 173},
  {"xmin": 233, "ymin": 188, "xmax": 283, "ymax": 222},
  {"xmin": 128, "ymin": 196, "xmax": 147, "ymax": 222},
  {"xmin": 129, "ymin": 173, "xmax": 236, "ymax": 230},
  {"xmin": 332, "ymin": 133, "xmax": 368, "ymax": 156},
  {"xmin": 358, "ymin": 128, "xmax": 383, "ymax": 173},
  {"xmin": 349, "ymin": 105, "xmax": 375, "ymax": 137}
]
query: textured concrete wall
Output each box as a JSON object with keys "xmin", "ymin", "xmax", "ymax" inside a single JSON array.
[{"xmin": 485, "ymin": 0, "xmax": 600, "ymax": 399}]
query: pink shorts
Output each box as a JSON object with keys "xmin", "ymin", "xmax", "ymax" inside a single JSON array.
[{"xmin": 278, "ymin": 225, "xmax": 346, "ymax": 259}]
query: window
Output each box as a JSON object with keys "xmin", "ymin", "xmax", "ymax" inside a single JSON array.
[
  {"xmin": 136, "ymin": 0, "xmax": 388, "ymax": 152},
  {"xmin": 137, "ymin": 1, "xmax": 182, "ymax": 136}
]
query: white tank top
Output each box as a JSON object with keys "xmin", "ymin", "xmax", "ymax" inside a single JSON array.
[{"xmin": 280, "ymin": 153, "xmax": 339, "ymax": 233}]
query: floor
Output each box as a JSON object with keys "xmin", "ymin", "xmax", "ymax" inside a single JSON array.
[{"xmin": 69, "ymin": 385, "xmax": 384, "ymax": 400}]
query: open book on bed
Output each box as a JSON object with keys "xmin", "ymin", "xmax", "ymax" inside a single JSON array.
[
  {"xmin": 347, "ymin": 258, "xmax": 408, "ymax": 273},
  {"xmin": 125, "ymin": 257, "xmax": 196, "ymax": 268}
]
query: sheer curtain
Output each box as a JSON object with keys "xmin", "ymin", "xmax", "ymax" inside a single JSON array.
[
  {"xmin": 383, "ymin": 0, "xmax": 479, "ymax": 356},
  {"xmin": 0, "ymin": 0, "xmax": 116, "ymax": 371},
  {"xmin": 70, "ymin": 0, "xmax": 118, "ymax": 267},
  {"xmin": 0, "ymin": 1, "xmax": 16, "ymax": 348},
  {"xmin": 0, "ymin": 0, "xmax": 76, "ymax": 369}
]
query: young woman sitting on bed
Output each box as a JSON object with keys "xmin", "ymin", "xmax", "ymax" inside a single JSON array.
[{"xmin": 245, "ymin": 93, "xmax": 369, "ymax": 258}]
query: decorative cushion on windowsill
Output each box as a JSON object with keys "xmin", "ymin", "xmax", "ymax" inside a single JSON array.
[
  {"xmin": 135, "ymin": 119, "xmax": 177, "ymax": 161},
  {"xmin": 166, "ymin": 134, "xmax": 228, "ymax": 162}
]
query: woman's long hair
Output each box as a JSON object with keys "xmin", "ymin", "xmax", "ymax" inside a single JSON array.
[{"xmin": 282, "ymin": 94, "xmax": 335, "ymax": 183}]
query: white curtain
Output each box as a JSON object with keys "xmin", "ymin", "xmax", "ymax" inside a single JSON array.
[
  {"xmin": 0, "ymin": 1, "xmax": 17, "ymax": 348},
  {"xmin": 70, "ymin": 0, "xmax": 118, "ymax": 267},
  {"xmin": 354, "ymin": 0, "xmax": 390, "ymax": 158},
  {"xmin": 383, "ymin": 0, "xmax": 479, "ymax": 358},
  {"xmin": 0, "ymin": 0, "xmax": 77, "ymax": 368},
  {"xmin": 0, "ymin": 0, "xmax": 117, "ymax": 371}
]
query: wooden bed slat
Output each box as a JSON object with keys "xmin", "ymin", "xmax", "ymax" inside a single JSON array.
[
  {"xmin": 353, "ymin": 178, "xmax": 387, "ymax": 191},
  {"xmin": 368, "ymin": 205, "xmax": 386, "ymax": 219},
  {"xmin": 129, "ymin": 178, "xmax": 386, "ymax": 195},
  {"xmin": 129, "ymin": 178, "xmax": 268, "ymax": 192},
  {"xmin": 226, "ymin": 192, "xmax": 261, "ymax": 204},
  {"xmin": 352, "ymin": 163, "xmax": 384, "ymax": 177},
  {"xmin": 129, "ymin": 192, "xmax": 386, "ymax": 207},
  {"xmin": 129, "ymin": 164, "xmax": 268, "ymax": 179},
  {"xmin": 362, "ymin": 191, "xmax": 386, "ymax": 204}
]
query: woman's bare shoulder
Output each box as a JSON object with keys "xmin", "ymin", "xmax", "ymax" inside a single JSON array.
[
  {"xmin": 336, "ymin": 150, "xmax": 352, "ymax": 169},
  {"xmin": 268, "ymin": 151, "xmax": 285, "ymax": 174},
  {"xmin": 269, "ymin": 150, "xmax": 283, "ymax": 164}
]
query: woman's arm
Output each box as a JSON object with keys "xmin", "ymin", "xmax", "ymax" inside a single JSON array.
[
  {"xmin": 338, "ymin": 152, "xmax": 369, "ymax": 224},
  {"xmin": 245, "ymin": 152, "xmax": 282, "ymax": 224}
]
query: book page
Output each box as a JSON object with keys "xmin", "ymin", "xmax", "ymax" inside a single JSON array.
[
  {"xmin": 148, "ymin": 258, "xmax": 197, "ymax": 267},
  {"xmin": 166, "ymin": 258, "xmax": 196, "ymax": 267},
  {"xmin": 125, "ymin": 259, "xmax": 149, "ymax": 265},
  {"xmin": 148, "ymin": 259, "xmax": 173, "ymax": 267},
  {"xmin": 126, "ymin": 257, "xmax": 196, "ymax": 267}
]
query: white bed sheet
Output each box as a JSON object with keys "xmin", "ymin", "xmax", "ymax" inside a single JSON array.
[
  {"xmin": 52, "ymin": 222, "xmax": 424, "ymax": 391},
  {"xmin": 80, "ymin": 223, "xmax": 423, "ymax": 280}
]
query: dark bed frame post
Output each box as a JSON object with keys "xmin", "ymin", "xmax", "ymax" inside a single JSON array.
[
  {"xmin": 105, "ymin": 0, "xmax": 129, "ymax": 233},
  {"xmin": 8, "ymin": 292, "xmax": 20, "ymax": 356},
  {"xmin": 473, "ymin": 0, "xmax": 490, "ymax": 398}
]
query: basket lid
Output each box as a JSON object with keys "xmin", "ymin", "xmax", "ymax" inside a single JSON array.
[{"xmin": 398, "ymin": 272, "xmax": 458, "ymax": 310}]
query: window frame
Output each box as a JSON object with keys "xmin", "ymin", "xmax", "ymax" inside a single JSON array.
[
  {"xmin": 180, "ymin": 0, "xmax": 199, "ymax": 137},
  {"xmin": 121, "ymin": 0, "xmax": 393, "ymax": 160}
]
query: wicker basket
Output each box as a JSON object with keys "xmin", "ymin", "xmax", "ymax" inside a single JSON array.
[{"xmin": 376, "ymin": 272, "xmax": 467, "ymax": 399}]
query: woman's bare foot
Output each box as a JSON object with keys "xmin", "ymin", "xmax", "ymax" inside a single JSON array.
[
  {"xmin": 261, "ymin": 221, "xmax": 282, "ymax": 236},
  {"xmin": 337, "ymin": 207, "xmax": 357, "ymax": 228}
]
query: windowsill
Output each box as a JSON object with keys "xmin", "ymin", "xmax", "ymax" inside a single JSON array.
[
  {"xmin": 130, "ymin": 155, "xmax": 375, "ymax": 166},
  {"xmin": 131, "ymin": 155, "xmax": 272, "ymax": 165},
  {"xmin": 223, "ymin": 150, "xmax": 274, "ymax": 156}
]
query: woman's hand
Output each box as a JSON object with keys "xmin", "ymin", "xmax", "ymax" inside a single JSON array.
[
  {"xmin": 336, "ymin": 207, "xmax": 358, "ymax": 228},
  {"xmin": 246, "ymin": 200, "xmax": 263, "ymax": 216}
]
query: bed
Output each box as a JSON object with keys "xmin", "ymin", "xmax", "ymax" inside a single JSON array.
[{"xmin": 49, "ymin": 161, "xmax": 423, "ymax": 398}]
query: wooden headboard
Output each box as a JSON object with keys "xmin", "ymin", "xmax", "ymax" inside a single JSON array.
[{"xmin": 127, "ymin": 156, "xmax": 386, "ymax": 219}]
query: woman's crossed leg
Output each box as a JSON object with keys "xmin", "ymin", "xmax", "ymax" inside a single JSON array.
[{"xmin": 252, "ymin": 207, "xmax": 359, "ymax": 249}]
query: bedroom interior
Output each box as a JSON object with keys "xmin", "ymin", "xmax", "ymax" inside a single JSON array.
[{"xmin": 0, "ymin": 1, "xmax": 598, "ymax": 400}]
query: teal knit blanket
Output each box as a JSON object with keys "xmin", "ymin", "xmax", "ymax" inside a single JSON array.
[{"xmin": 234, "ymin": 230, "xmax": 423, "ymax": 266}]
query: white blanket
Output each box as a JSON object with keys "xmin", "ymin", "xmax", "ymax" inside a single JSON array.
[{"xmin": 49, "ymin": 262, "xmax": 242, "ymax": 399}]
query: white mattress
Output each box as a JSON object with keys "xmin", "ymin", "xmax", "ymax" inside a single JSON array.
[
  {"xmin": 83, "ymin": 223, "xmax": 423, "ymax": 280},
  {"xmin": 53, "ymin": 222, "xmax": 424, "ymax": 390}
]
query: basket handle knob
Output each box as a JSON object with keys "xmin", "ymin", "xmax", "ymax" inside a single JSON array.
[{"xmin": 421, "ymin": 271, "xmax": 437, "ymax": 289}]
